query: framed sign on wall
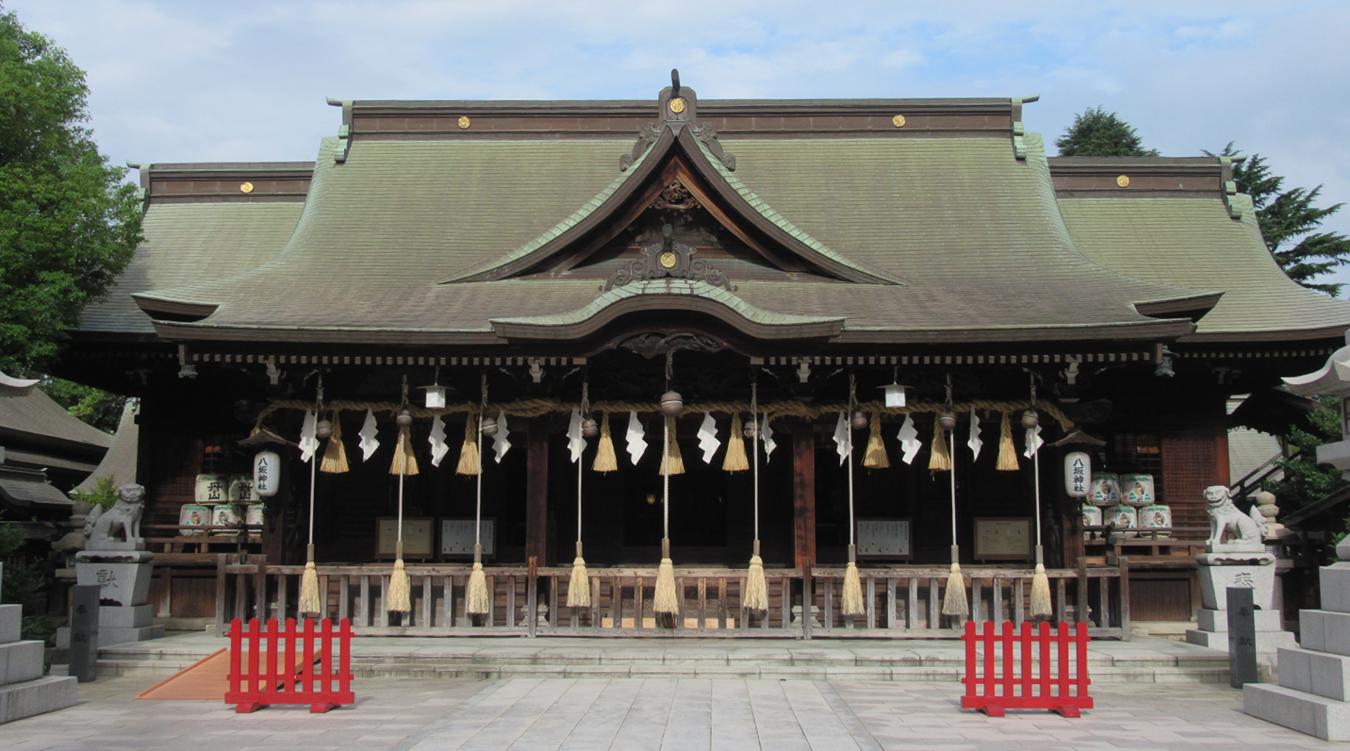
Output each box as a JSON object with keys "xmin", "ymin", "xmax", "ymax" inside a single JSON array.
[
  {"xmin": 856, "ymin": 519, "xmax": 912, "ymax": 560},
  {"xmin": 973, "ymin": 517, "xmax": 1033, "ymax": 562},
  {"xmin": 441, "ymin": 519, "xmax": 495, "ymax": 558},
  {"xmin": 375, "ymin": 517, "xmax": 435, "ymax": 560}
]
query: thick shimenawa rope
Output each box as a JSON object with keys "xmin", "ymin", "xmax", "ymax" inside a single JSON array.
[{"xmin": 256, "ymin": 397, "xmax": 1073, "ymax": 430}]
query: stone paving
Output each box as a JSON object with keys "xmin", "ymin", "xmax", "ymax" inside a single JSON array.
[{"xmin": 2, "ymin": 674, "xmax": 1345, "ymax": 750}]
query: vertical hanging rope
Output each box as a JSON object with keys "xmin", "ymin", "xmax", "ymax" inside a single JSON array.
[
  {"xmin": 1028, "ymin": 374, "xmax": 1052, "ymax": 617},
  {"xmin": 467, "ymin": 372, "xmax": 490, "ymax": 615},
  {"xmin": 568, "ymin": 383, "xmax": 591, "ymax": 608},
  {"xmin": 386, "ymin": 376, "xmax": 413, "ymax": 616},
  {"xmin": 298, "ymin": 377, "xmax": 323, "ymax": 617},
  {"xmin": 942, "ymin": 375, "xmax": 969, "ymax": 618},
  {"xmin": 744, "ymin": 379, "xmax": 768, "ymax": 613},
  {"xmin": 842, "ymin": 373, "xmax": 865, "ymax": 617},
  {"xmin": 654, "ymin": 352, "xmax": 679, "ymax": 617}
]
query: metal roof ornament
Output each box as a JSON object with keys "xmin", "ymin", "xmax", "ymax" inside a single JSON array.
[{"xmin": 603, "ymin": 223, "xmax": 734, "ymax": 292}]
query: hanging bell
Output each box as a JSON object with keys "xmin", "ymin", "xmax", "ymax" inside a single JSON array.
[
  {"xmin": 1021, "ymin": 409, "xmax": 1039, "ymax": 429},
  {"xmin": 851, "ymin": 410, "xmax": 868, "ymax": 430},
  {"xmin": 939, "ymin": 411, "xmax": 957, "ymax": 431},
  {"xmin": 660, "ymin": 390, "xmax": 684, "ymax": 417},
  {"xmin": 481, "ymin": 415, "xmax": 499, "ymax": 436},
  {"xmin": 316, "ymin": 419, "xmax": 333, "ymax": 439},
  {"xmin": 742, "ymin": 418, "xmax": 758, "ymax": 438},
  {"xmin": 581, "ymin": 417, "xmax": 599, "ymax": 439},
  {"xmin": 396, "ymin": 410, "xmax": 413, "ymax": 428}
]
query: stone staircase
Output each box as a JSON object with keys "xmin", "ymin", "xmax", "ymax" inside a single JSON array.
[
  {"xmin": 0, "ymin": 602, "xmax": 76, "ymax": 724},
  {"xmin": 96, "ymin": 634, "xmax": 1232, "ymax": 684}
]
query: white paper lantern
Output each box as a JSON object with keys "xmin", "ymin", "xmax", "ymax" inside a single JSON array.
[
  {"xmin": 880, "ymin": 382, "xmax": 907, "ymax": 408},
  {"xmin": 1064, "ymin": 451, "xmax": 1091, "ymax": 499},
  {"xmin": 424, "ymin": 385, "xmax": 446, "ymax": 409},
  {"xmin": 253, "ymin": 450, "xmax": 280, "ymax": 498}
]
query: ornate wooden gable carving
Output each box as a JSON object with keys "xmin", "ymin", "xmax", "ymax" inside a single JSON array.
[{"xmin": 603, "ymin": 223, "xmax": 734, "ymax": 292}]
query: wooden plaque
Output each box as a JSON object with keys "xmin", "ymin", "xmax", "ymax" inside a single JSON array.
[
  {"xmin": 441, "ymin": 518, "xmax": 495, "ymax": 558},
  {"xmin": 375, "ymin": 517, "xmax": 434, "ymax": 560},
  {"xmin": 856, "ymin": 518, "xmax": 912, "ymax": 560},
  {"xmin": 974, "ymin": 517, "xmax": 1033, "ymax": 562}
]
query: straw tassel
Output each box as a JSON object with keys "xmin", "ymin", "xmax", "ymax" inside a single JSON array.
[
  {"xmin": 659, "ymin": 416, "xmax": 684, "ymax": 476},
  {"xmin": 744, "ymin": 540, "xmax": 768, "ymax": 612},
  {"xmin": 863, "ymin": 412, "xmax": 889, "ymax": 468},
  {"xmin": 568, "ymin": 541, "xmax": 591, "ymax": 608},
  {"xmin": 1030, "ymin": 557, "xmax": 1052, "ymax": 618},
  {"xmin": 298, "ymin": 545, "xmax": 321, "ymax": 617},
  {"xmin": 319, "ymin": 412, "xmax": 349, "ymax": 474},
  {"xmin": 456, "ymin": 415, "xmax": 480, "ymax": 476},
  {"xmin": 842, "ymin": 544, "xmax": 865, "ymax": 617},
  {"xmin": 654, "ymin": 539, "xmax": 679, "ymax": 615},
  {"xmin": 467, "ymin": 545, "xmax": 490, "ymax": 615},
  {"xmin": 927, "ymin": 415, "xmax": 952, "ymax": 471},
  {"xmin": 942, "ymin": 557, "xmax": 969, "ymax": 617},
  {"xmin": 592, "ymin": 413, "xmax": 618, "ymax": 473},
  {"xmin": 387, "ymin": 552, "xmax": 411, "ymax": 614},
  {"xmin": 389, "ymin": 422, "xmax": 419, "ymax": 476},
  {"xmin": 996, "ymin": 411, "xmax": 1019, "ymax": 471},
  {"xmin": 722, "ymin": 414, "xmax": 749, "ymax": 472}
]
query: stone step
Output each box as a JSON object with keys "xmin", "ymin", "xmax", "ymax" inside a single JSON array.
[
  {"xmin": 0, "ymin": 676, "xmax": 77, "ymax": 725},
  {"xmin": 1279, "ymin": 647, "xmax": 1350, "ymax": 701},
  {"xmin": 0, "ymin": 640, "xmax": 44, "ymax": 686},
  {"xmin": 0, "ymin": 605, "xmax": 20, "ymax": 645},
  {"xmin": 1244, "ymin": 682, "xmax": 1350, "ymax": 741},
  {"xmin": 1299, "ymin": 609, "xmax": 1350, "ymax": 656}
]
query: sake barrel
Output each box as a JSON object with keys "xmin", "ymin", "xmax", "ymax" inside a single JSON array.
[
  {"xmin": 245, "ymin": 503, "xmax": 265, "ymax": 539},
  {"xmin": 1082, "ymin": 504, "xmax": 1103, "ymax": 541},
  {"xmin": 1089, "ymin": 472, "xmax": 1121, "ymax": 507},
  {"xmin": 194, "ymin": 473, "xmax": 228, "ymax": 505},
  {"xmin": 1121, "ymin": 474, "xmax": 1155, "ymax": 507},
  {"xmin": 210, "ymin": 503, "xmax": 242, "ymax": 535},
  {"xmin": 1140, "ymin": 504, "xmax": 1172, "ymax": 537},
  {"xmin": 228, "ymin": 474, "xmax": 258, "ymax": 503},
  {"xmin": 1106, "ymin": 504, "xmax": 1138, "ymax": 534},
  {"xmin": 178, "ymin": 503, "xmax": 211, "ymax": 536}
]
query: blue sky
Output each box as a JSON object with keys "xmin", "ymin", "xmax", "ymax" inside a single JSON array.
[{"xmin": 10, "ymin": 0, "xmax": 1350, "ymax": 292}]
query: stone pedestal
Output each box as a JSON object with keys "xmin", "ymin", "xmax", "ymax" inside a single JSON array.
[
  {"xmin": 1185, "ymin": 551, "xmax": 1294, "ymax": 653},
  {"xmin": 0, "ymin": 603, "xmax": 77, "ymax": 724},
  {"xmin": 1246, "ymin": 541, "xmax": 1350, "ymax": 739},
  {"xmin": 70, "ymin": 550, "xmax": 162, "ymax": 646}
]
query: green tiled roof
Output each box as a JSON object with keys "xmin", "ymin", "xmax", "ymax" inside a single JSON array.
[{"xmin": 1059, "ymin": 193, "xmax": 1350, "ymax": 338}]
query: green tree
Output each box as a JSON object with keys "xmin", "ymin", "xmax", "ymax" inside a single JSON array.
[
  {"xmin": 1056, "ymin": 106, "xmax": 1159, "ymax": 157},
  {"xmin": 1209, "ymin": 143, "xmax": 1350, "ymax": 296},
  {"xmin": 1266, "ymin": 398, "xmax": 1344, "ymax": 513},
  {"xmin": 39, "ymin": 376, "xmax": 124, "ymax": 433},
  {"xmin": 0, "ymin": 5, "xmax": 142, "ymax": 374}
]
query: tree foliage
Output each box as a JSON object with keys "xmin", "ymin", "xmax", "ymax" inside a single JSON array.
[
  {"xmin": 1266, "ymin": 398, "xmax": 1344, "ymax": 514},
  {"xmin": 1056, "ymin": 106, "xmax": 1159, "ymax": 158},
  {"xmin": 0, "ymin": 5, "xmax": 142, "ymax": 374},
  {"xmin": 1210, "ymin": 143, "xmax": 1350, "ymax": 296},
  {"xmin": 39, "ymin": 376, "xmax": 124, "ymax": 433}
]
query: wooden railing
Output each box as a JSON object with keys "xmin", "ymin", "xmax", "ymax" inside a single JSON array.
[{"xmin": 215, "ymin": 556, "xmax": 1130, "ymax": 639}]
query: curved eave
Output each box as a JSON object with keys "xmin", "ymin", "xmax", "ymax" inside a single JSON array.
[
  {"xmin": 835, "ymin": 317, "xmax": 1196, "ymax": 345},
  {"xmin": 490, "ymin": 281, "xmax": 845, "ymax": 342},
  {"xmin": 132, "ymin": 291, "xmax": 220, "ymax": 321},
  {"xmin": 1283, "ymin": 345, "xmax": 1350, "ymax": 396},
  {"xmin": 1133, "ymin": 291, "xmax": 1223, "ymax": 320},
  {"xmin": 1181, "ymin": 323, "xmax": 1350, "ymax": 344}
]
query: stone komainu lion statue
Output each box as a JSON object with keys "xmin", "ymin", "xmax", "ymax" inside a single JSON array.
[
  {"xmin": 1203, "ymin": 485, "xmax": 1266, "ymax": 550},
  {"xmin": 83, "ymin": 482, "xmax": 146, "ymax": 548}
]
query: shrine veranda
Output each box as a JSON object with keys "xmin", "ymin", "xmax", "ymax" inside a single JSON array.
[{"xmin": 57, "ymin": 76, "xmax": 1350, "ymax": 638}]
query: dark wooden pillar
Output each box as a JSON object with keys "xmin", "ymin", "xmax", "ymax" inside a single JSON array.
[
  {"xmin": 525, "ymin": 417, "xmax": 550, "ymax": 565},
  {"xmin": 792, "ymin": 421, "xmax": 816, "ymax": 569}
]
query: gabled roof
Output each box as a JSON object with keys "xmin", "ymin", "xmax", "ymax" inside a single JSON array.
[
  {"xmin": 1053, "ymin": 157, "xmax": 1350, "ymax": 342},
  {"xmin": 126, "ymin": 82, "xmax": 1216, "ymax": 349},
  {"xmin": 0, "ymin": 376, "xmax": 111, "ymax": 453}
]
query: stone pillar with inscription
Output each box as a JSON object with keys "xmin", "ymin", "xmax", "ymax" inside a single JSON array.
[
  {"xmin": 1184, "ymin": 486, "xmax": 1295, "ymax": 654},
  {"xmin": 70, "ymin": 483, "xmax": 163, "ymax": 646}
]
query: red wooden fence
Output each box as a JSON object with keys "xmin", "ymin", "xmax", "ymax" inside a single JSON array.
[
  {"xmin": 225, "ymin": 617, "xmax": 354, "ymax": 713},
  {"xmin": 961, "ymin": 620, "xmax": 1092, "ymax": 717}
]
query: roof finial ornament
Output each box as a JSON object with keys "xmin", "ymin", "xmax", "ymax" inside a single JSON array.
[{"xmin": 671, "ymin": 69, "xmax": 681, "ymax": 97}]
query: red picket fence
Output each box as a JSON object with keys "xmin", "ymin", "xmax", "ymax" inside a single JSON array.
[
  {"xmin": 224, "ymin": 617, "xmax": 355, "ymax": 713},
  {"xmin": 961, "ymin": 620, "xmax": 1093, "ymax": 717}
]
